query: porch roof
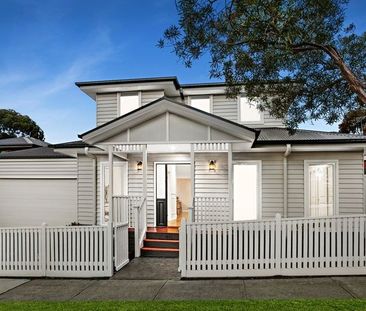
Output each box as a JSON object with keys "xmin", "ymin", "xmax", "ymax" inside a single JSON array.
[{"xmin": 79, "ymin": 97, "xmax": 258, "ymax": 145}]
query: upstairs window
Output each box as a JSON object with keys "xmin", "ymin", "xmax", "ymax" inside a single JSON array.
[
  {"xmin": 190, "ymin": 97, "xmax": 211, "ymax": 113},
  {"xmin": 239, "ymin": 97, "xmax": 262, "ymax": 123},
  {"xmin": 120, "ymin": 93, "xmax": 140, "ymax": 116}
]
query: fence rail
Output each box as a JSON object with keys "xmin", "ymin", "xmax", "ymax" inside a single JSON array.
[{"xmin": 179, "ymin": 214, "xmax": 366, "ymax": 278}]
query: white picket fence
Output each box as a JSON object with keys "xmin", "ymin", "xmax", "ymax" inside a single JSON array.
[
  {"xmin": 113, "ymin": 195, "xmax": 143, "ymax": 227},
  {"xmin": 194, "ymin": 196, "xmax": 230, "ymax": 222},
  {"xmin": 179, "ymin": 214, "xmax": 366, "ymax": 278},
  {"xmin": 0, "ymin": 223, "xmax": 117, "ymax": 277}
]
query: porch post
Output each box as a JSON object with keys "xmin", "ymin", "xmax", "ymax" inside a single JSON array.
[
  {"xmin": 228, "ymin": 143, "xmax": 233, "ymax": 220},
  {"xmin": 190, "ymin": 144, "xmax": 195, "ymax": 222},
  {"xmin": 108, "ymin": 145, "xmax": 114, "ymax": 224},
  {"xmin": 142, "ymin": 145, "xmax": 147, "ymax": 199},
  {"xmin": 107, "ymin": 145, "xmax": 114, "ymax": 275}
]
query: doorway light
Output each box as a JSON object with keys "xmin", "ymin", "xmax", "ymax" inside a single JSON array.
[
  {"xmin": 209, "ymin": 160, "xmax": 217, "ymax": 172},
  {"xmin": 137, "ymin": 161, "xmax": 143, "ymax": 171}
]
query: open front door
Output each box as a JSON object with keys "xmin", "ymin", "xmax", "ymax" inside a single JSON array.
[{"xmin": 156, "ymin": 164, "xmax": 167, "ymax": 226}]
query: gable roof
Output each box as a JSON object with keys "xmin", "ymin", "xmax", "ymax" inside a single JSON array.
[
  {"xmin": 79, "ymin": 97, "xmax": 257, "ymax": 144},
  {"xmin": 0, "ymin": 146, "xmax": 73, "ymax": 159},
  {"xmin": 0, "ymin": 137, "xmax": 48, "ymax": 149},
  {"xmin": 254, "ymin": 128, "xmax": 366, "ymax": 146}
]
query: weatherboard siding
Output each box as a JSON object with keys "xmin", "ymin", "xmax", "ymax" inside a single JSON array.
[
  {"xmin": 96, "ymin": 93, "xmax": 118, "ymax": 126},
  {"xmin": 287, "ymin": 151, "xmax": 364, "ymax": 217},
  {"xmin": 233, "ymin": 153, "xmax": 284, "ymax": 218},
  {"xmin": 0, "ymin": 159, "xmax": 77, "ymax": 178},
  {"xmin": 141, "ymin": 90, "xmax": 165, "ymax": 106},
  {"xmin": 77, "ymin": 155, "xmax": 95, "ymax": 225}
]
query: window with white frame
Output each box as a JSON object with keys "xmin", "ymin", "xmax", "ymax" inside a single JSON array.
[
  {"xmin": 306, "ymin": 161, "xmax": 337, "ymax": 217},
  {"xmin": 120, "ymin": 93, "xmax": 140, "ymax": 116},
  {"xmin": 239, "ymin": 97, "xmax": 262, "ymax": 123},
  {"xmin": 190, "ymin": 97, "xmax": 211, "ymax": 113}
]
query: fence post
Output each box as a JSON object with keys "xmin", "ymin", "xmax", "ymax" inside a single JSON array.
[
  {"xmin": 41, "ymin": 223, "xmax": 47, "ymax": 276},
  {"xmin": 107, "ymin": 221, "xmax": 114, "ymax": 277},
  {"xmin": 134, "ymin": 206, "xmax": 140, "ymax": 257},
  {"xmin": 179, "ymin": 219, "xmax": 187, "ymax": 277},
  {"xmin": 275, "ymin": 213, "xmax": 281, "ymax": 273}
]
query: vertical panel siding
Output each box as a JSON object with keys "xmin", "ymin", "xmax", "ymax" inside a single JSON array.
[
  {"xmin": 233, "ymin": 153, "xmax": 284, "ymax": 218},
  {"xmin": 141, "ymin": 90, "xmax": 164, "ymax": 105},
  {"xmin": 77, "ymin": 155, "xmax": 95, "ymax": 225},
  {"xmin": 96, "ymin": 93, "xmax": 118, "ymax": 126},
  {"xmin": 287, "ymin": 152, "xmax": 364, "ymax": 217}
]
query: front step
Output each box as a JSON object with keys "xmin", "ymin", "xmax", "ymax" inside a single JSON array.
[
  {"xmin": 141, "ymin": 229, "xmax": 179, "ymax": 258},
  {"xmin": 141, "ymin": 247, "xmax": 179, "ymax": 258},
  {"xmin": 144, "ymin": 238, "xmax": 179, "ymax": 249}
]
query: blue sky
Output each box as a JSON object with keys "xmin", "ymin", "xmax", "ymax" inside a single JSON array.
[{"xmin": 0, "ymin": 0, "xmax": 365, "ymax": 143}]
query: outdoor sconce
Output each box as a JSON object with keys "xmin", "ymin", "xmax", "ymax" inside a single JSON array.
[
  {"xmin": 137, "ymin": 161, "xmax": 143, "ymax": 171},
  {"xmin": 209, "ymin": 160, "xmax": 217, "ymax": 172}
]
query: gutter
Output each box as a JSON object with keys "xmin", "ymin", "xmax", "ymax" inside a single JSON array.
[
  {"xmin": 84, "ymin": 147, "xmax": 97, "ymax": 225},
  {"xmin": 283, "ymin": 144, "xmax": 292, "ymax": 218}
]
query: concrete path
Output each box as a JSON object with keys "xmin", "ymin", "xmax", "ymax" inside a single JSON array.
[
  {"xmin": 0, "ymin": 258, "xmax": 365, "ymax": 301},
  {"xmin": 0, "ymin": 276, "xmax": 365, "ymax": 301},
  {"xmin": 0, "ymin": 279, "xmax": 29, "ymax": 296}
]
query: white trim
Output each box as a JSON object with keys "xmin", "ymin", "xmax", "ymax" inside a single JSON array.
[
  {"xmin": 100, "ymin": 161, "xmax": 128, "ymax": 225},
  {"xmin": 304, "ymin": 160, "xmax": 339, "ymax": 217},
  {"xmin": 232, "ymin": 160, "xmax": 262, "ymax": 220},
  {"xmin": 238, "ymin": 96, "xmax": 264, "ymax": 125},
  {"xmin": 153, "ymin": 161, "xmax": 191, "ymax": 226}
]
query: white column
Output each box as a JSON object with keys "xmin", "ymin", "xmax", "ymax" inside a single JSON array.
[
  {"xmin": 108, "ymin": 145, "xmax": 114, "ymax": 224},
  {"xmin": 190, "ymin": 144, "xmax": 195, "ymax": 222},
  {"xmin": 228, "ymin": 143, "xmax": 233, "ymax": 220},
  {"xmin": 142, "ymin": 145, "xmax": 147, "ymax": 199}
]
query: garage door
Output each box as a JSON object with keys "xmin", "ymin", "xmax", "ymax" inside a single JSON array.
[{"xmin": 0, "ymin": 179, "xmax": 77, "ymax": 227}]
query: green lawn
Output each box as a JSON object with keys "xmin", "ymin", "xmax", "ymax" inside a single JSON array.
[{"xmin": 0, "ymin": 300, "xmax": 365, "ymax": 311}]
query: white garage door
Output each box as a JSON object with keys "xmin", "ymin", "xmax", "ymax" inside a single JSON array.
[{"xmin": 0, "ymin": 179, "xmax": 77, "ymax": 227}]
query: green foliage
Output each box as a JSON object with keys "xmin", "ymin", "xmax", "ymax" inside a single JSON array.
[
  {"xmin": 0, "ymin": 109, "xmax": 45, "ymax": 140},
  {"xmin": 339, "ymin": 108, "xmax": 366, "ymax": 134},
  {"xmin": 159, "ymin": 0, "xmax": 366, "ymax": 129}
]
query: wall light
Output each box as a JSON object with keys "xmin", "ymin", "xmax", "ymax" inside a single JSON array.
[
  {"xmin": 137, "ymin": 161, "xmax": 143, "ymax": 171},
  {"xmin": 209, "ymin": 160, "xmax": 217, "ymax": 172}
]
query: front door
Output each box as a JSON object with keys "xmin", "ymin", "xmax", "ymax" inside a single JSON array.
[{"xmin": 156, "ymin": 164, "xmax": 167, "ymax": 226}]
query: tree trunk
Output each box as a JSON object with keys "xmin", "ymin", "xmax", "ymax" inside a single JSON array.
[{"xmin": 292, "ymin": 43, "xmax": 366, "ymax": 105}]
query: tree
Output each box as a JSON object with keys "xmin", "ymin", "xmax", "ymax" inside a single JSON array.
[
  {"xmin": 0, "ymin": 109, "xmax": 45, "ymax": 140},
  {"xmin": 159, "ymin": 0, "xmax": 366, "ymax": 129},
  {"xmin": 339, "ymin": 108, "xmax": 366, "ymax": 134}
]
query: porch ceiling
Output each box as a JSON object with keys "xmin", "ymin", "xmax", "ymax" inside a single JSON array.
[{"xmin": 79, "ymin": 97, "xmax": 257, "ymax": 145}]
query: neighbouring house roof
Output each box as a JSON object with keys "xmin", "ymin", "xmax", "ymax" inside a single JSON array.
[
  {"xmin": 0, "ymin": 146, "xmax": 73, "ymax": 159},
  {"xmin": 0, "ymin": 137, "xmax": 48, "ymax": 150},
  {"xmin": 79, "ymin": 96, "xmax": 258, "ymax": 144},
  {"xmin": 254, "ymin": 128, "xmax": 366, "ymax": 146},
  {"xmin": 51, "ymin": 140, "xmax": 92, "ymax": 149}
]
